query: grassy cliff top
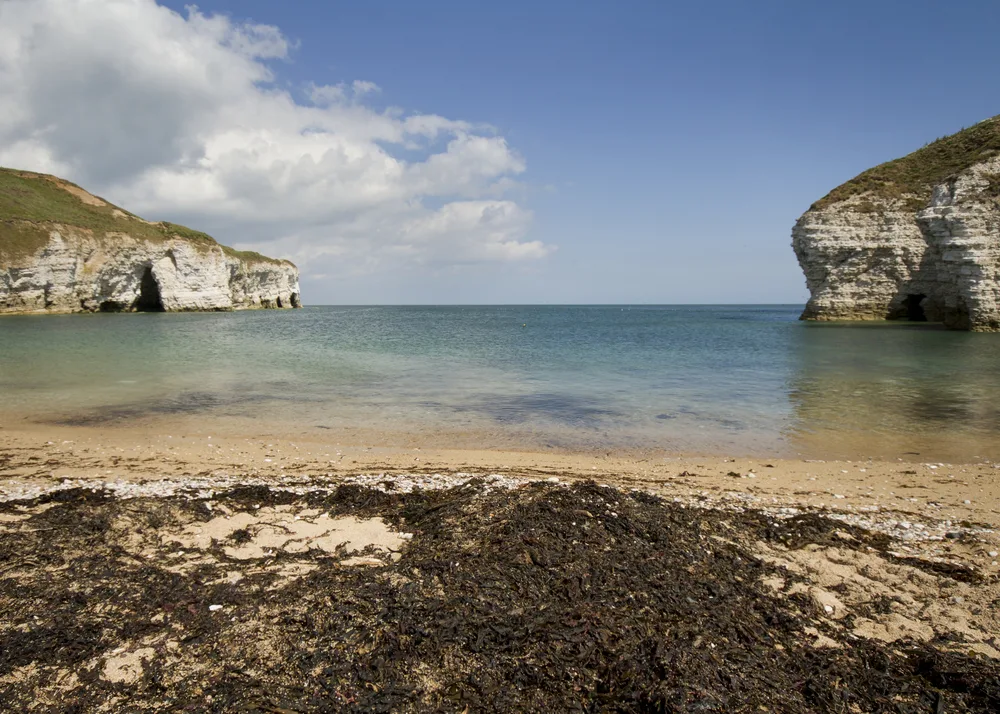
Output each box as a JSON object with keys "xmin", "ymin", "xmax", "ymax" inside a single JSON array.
[
  {"xmin": 811, "ymin": 115, "xmax": 1000, "ymax": 211},
  {"xmin": 0, "ymin": 167, "xmax": 292, "ymax": 266}
]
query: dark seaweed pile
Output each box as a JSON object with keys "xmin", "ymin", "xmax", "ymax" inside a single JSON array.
[{"xmin": 0, "ymin": 480, "xmax": 998, "ymax": 713}]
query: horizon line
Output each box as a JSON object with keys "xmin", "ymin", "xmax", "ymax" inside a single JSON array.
[{"xmin": 296, "ymin": 303, "xmax": 805, "ymax": 308}]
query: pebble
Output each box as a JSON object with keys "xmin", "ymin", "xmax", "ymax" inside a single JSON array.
[
  {"xmin": 208, "ymin": 605, "xmax": 223, "ymax": 612},
  {"xmin": 2, "ymin": 470, "xmax": 993, "ymax": 556}
]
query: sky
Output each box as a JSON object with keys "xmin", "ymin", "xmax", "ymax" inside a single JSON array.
[{"xmin": 1, "ymin": 0, "xmax": 999, "ymax": 305}]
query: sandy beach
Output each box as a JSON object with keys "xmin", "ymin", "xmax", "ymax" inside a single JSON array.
[
  {"xmin": 4, "ymin": 422, "xmax": 1000, "ymax": 531},
  {"xmin": 2, "ymin": 422, "xmax": 999, "ymax": 710}
]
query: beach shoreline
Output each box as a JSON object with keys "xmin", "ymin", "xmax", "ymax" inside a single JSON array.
[
  {"xmin": 3, "ymin": 422, "xmax": 999, "ymax": 526},
  {"xmin": 3, "ymin": 421, "xmax": 999, "ymax": 591},
  {"xmin": 3, "ymin": 422, "xmax": 1000, "ymax": 709}
]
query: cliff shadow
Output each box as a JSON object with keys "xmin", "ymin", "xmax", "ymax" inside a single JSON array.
[
  {"xmin": 901, "ymin": 293, "xmax": 928, "ymax": 321},
  {"xmin": 885, "ymin": 255, "xmax": 949, "ymax": 325},
  {"xmin": 887, "ymin": 205, "xmax": 971, "ymax": 329},
  {"xmin": 135, "ymin": 266, "xmax": 164, "ymax": 312}
]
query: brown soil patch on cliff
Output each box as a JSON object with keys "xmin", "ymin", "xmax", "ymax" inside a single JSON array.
[{"xmin": 44, "ymin": 176, "xmax": 107, "ymax": 207}]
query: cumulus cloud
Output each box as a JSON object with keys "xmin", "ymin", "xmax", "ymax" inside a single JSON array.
[{"xmin": 0, "ymin": 0, "xmax": 551, "ymax": 279}]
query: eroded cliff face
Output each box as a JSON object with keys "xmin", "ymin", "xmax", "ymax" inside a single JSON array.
[
  {"xmin": 0, "ymin": 168, "xmax": 300, "ymax": 314},
  {"xmin": 0, "ymin": 228, "xmax": 300, "ymax": 314},
  {"xmin": 793, "ymin": 155, "xmax": 1000, "ymax": 331}
]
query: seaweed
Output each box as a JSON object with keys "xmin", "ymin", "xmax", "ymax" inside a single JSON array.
[{"xmin": 0, "ymin": 482, "xmax": 997, "ymax": 712}]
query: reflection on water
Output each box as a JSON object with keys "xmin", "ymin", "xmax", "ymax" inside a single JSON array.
[
  {"xmin": 785, "ymin": 322, "xmax": 1000, "ymax": 459},
  {"xmin": 50, "ymin": 390, "xmax": 312, "ymax": 427},
  {"xmin": 452, "ymin": 393, "xmax": 621, "ymax": 427},
  {"xmin": 1, "ymin": 306, "xmax": 999, "ymax": 459}
]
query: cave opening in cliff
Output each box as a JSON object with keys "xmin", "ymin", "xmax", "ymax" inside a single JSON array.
[
  {"xmin": 905, "ymin": 294, "xmax": 928, "ymax": 322},
  {"xmin": 136, "ymin": 266, "xmax": 164, "ymax": 312},
  {"xmin": 291, "ymin": 292, "xmax": 300, "ymax": 308}
]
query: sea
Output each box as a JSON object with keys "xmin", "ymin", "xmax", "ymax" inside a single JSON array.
[{"xmin": 2, "ymin": 305, "xmax": 999, "ymax": 461}]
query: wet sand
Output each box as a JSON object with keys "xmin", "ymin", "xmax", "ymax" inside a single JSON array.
[{"xmin": 3, "ymin": 422, "xmax": 999, "ymax": 527}]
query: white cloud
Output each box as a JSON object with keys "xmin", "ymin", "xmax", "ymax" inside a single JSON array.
[
  {"xmin": 0, "ymin": 0, "xmax": 551, "ymax": 280},
  {"xmin": 351, "ymin": 80, "xmax": 380, "ymax": 96},
  {"xmin": 308, "ymin": 83, "xmax": 347, "ymax": 106},
  {"xmin": 307, "ymin": 79, "xmax": 383, "ymax": 107},
  {"xmin": 257, "ymin": 199, "xmax": 546, "ymax": 280}
]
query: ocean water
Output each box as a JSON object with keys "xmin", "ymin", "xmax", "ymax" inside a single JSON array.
[{"xmin": 2, "ymin": 305, "xmax": 1000, "ymax": 459}]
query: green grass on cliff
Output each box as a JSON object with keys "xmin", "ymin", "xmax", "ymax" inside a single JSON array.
[
  {"xmin": 812, "ymin": 115, "xmax": 1000, "ymax": 210},
  {"xmin": 0, "ymin": 168, "xmax": 292, "ymax": 267}
]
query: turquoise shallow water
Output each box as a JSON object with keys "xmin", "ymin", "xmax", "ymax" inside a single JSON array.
[{"xmin": 2, "ymin": 305, "xmax": 999, "ymax": 458}]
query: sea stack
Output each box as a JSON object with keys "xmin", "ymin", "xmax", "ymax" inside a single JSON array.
[
  {"xmin": 793, "ymin": 116, "xmax": 1000, "ymax": 331},
  {"xmin": 0, "ymin": 168, "xmax": 300, "ymax": 314}
]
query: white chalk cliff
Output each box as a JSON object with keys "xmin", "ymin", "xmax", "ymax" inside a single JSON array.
[
  {"xmin": 793, "ymin": 117, "xmax": 1000, "ymax": 331},
  {"xmin": 0, "ymin": 169, "xmax": 300, "ymax": 314}
]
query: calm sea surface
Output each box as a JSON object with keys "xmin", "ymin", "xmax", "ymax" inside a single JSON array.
[{"xmin": 2, "ymin": 305, "xmax": 999, "ymax": 459}]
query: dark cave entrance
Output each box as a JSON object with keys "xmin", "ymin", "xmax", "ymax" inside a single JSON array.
[
  {"xmin": 136, "ymin": 266, "xmax": 164, "ymax": 312},
  {"xmin": 904, "ymin": 294, "xmax": 927, "ymax": 322},
  {"xmin": 290, "ymin": 292, "xmax": 301, "ymax": 308}
]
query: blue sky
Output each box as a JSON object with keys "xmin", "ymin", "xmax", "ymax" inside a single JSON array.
[{"xmin": 5, "ymin": 1, "xmax": 1000, "ymax": 304}]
